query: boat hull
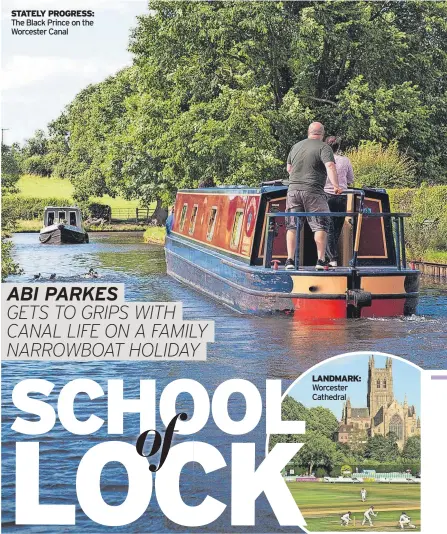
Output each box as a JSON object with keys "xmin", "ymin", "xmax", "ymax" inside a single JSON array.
[
  {"xmin": 39, "ymin": 224, "xmax": 89, "ymax": 245},
  {"xmin": 165, "ymin": 236, "xmax": 420, "ymax": 319}
]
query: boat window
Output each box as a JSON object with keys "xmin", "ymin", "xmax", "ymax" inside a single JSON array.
[
  {"xmin": 69, "ymin": 211, "xmax": 77, "ymax": 226},
  {"xmin": 230, "ymin": 209, "xmax": 244, "ymax": 249},
  {"xmin": 58, "ymin": 211, "xmax": 66, "ymax": 223},
  {"xmin": 206, "ymin": 207, "xmax": 218, "ymax": 241},
  {"xmin": 179, "ymin": 204, "xmax": 188, "ymax": 231},
  {"xmin": 189, "ymin": 204, "xmax": 198, "ymax": 236},
  {"xmin": 47, "ymin": 211, "xmax": 55, "ymax": 225}
]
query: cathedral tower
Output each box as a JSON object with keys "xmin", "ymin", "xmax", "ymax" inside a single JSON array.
[{"xmin": 367, "ymin": 356, "xmax": 394, "ymax": 416}]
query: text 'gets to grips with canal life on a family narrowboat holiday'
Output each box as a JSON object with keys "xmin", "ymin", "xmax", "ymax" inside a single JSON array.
[{"xmin": 2, "ymin": 284, "xmax": 214, "ymax": 360}]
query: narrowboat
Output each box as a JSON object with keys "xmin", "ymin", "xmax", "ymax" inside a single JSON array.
[
  {"xmin": 165, "ymin": 183, "xmax": 420, "ymax": 319},
  {"xmin": 39, "ymin": 206, "xmax": 89, "ymax": 245}
]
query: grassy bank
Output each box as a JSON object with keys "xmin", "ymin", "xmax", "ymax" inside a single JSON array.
[
  {"xmin": 15, "ymin": 219, "xmax": 146, "ymax": 233},
  {"xmin": 143, "ymin": 226, "xmax": 166, "ymax": 245},
  {"xmin": 16, "ymin": 175, "xmax": 141, "ymax": 211}
]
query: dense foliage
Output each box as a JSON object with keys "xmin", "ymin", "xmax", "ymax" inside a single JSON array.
[
  {"xmin": 347, "ymin": 142, "xmax": 417, "ymax": 189},
  {"xmin": 389, "ymin": 185, "xmax": 447, "ymax": 259},
  {"xmin": 17, "ymin": 0, "xmax": 447, "ymax": 206},
  {"xmin": 1, "ymin": 145, "xmax": 22, "ymax": 279}
]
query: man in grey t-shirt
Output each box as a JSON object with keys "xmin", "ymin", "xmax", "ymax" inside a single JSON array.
[{"xmin": 285, "ymin": 122, "xmax": 342, "ymax": 270}]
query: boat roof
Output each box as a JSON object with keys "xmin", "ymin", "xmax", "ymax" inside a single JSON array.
[
  {"xmin": 44, "ymin": 206, "xmax": 81, "ymax": 210},
  {"xmin": 179, "ymin": 185, "xmax": 388, "ymax": 195},
  {"xmin": 179, "ymin": 185, "xmax": 287, "ymax": 195}
]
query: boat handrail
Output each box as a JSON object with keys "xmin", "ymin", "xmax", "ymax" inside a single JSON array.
[
  {"xmin": 263, "ymin": 210, "xmax": 410, "ymax": 271},
  {"xmin": 265, "ymin": 211, "xmax": 411, "ymax": 218}
]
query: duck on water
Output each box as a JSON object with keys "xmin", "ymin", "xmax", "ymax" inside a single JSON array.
[{"xmin": 165, "ymin": 183, "xmax": 420, "ymax": 319}]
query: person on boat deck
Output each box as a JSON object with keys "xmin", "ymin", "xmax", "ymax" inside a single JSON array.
[
  {"xmin": 285, "ymin": 122, "xmax": 343, "ymax": 270},
  {"xmin": 166, "ymin": 206, "xmax": 175, "ymax": 235},
  {"xmin": 324, "ymin": 136, "xmax": 355, "ymax": 267}
]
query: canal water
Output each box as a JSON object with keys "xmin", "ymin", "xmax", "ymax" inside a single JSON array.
[{"xmin": 2, "ymin": 232, "xmax": 446, "ymax": 533}]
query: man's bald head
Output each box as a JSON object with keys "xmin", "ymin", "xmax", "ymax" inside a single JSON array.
[{"xmin": 308, "ymin": 122, "xmax": 325, "ymax": 140}]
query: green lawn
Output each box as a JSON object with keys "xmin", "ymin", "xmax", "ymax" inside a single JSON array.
[
  {"xmin": 287, "ymin": 482, "xmax": 420, "ymax": 532},
  {"xmin": 17, "ymin": 174, "xmax": 142, "ymax": 210}
]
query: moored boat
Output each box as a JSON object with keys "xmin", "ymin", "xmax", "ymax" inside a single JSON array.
[
  {"xmin": 39, "ymin": 206, "xmax": 89, "ymax": 245},
  {"xmin": 165, "ymin": 183, "xmax": 420, "ymax": 319}
]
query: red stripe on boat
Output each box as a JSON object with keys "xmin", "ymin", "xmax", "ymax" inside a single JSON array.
[
  {"xmin": 292, "ymin": 298, "xmax": 347, "ymax": 319},
  {"xmin": 360, "ymin": 299, "xmax": 405, "ymax": 318}
]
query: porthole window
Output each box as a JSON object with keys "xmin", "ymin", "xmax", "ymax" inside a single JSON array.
[
  {"xmin": 230, "ymin": 209, "xmax": 244, "ymax": 249},
  {"xmin": 179, "ymin": 203, "xmax": 188, "ymax": 231},
  {"xmin": 189, "ymin": 205, "xmax": 198, "ymax": 236},
  {"xmin": 206, "ymin": 207, "xmax": 218, "ymax": 241}
]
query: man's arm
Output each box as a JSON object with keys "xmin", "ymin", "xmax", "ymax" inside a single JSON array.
[
  {"xmin": 325, "ymin": 161, "xmax": 343, "ymax": 194},
  {"xmin": 286, "ymin": 151, "xmax": 292, "ymax": 174}
]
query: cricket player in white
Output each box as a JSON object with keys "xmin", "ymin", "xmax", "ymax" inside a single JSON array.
[
  {"xmin": 340, "ymin": 512, "xmax": 351, "ymax": 526},
  {"xmin": 362, "ymin": 505, "xmax": 377, "ymax": 526},
  {"xmin": 360, "ymin": 488, "xmax": 367, "ymax": 502},
  {"xmin": 399, "ymin": 512, "xmax": 416, "ymax": 529}
]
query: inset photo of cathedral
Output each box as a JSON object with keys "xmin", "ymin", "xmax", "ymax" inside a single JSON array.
[
  {"xmin": 273, "ymin": 352, "xmax": 422, "ymax": 532},
  {"xmin": 337, "ymin": 356, "xmax": 420, "ymax": 449}
]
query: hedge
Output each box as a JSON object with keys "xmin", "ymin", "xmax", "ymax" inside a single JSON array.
[
  {"xmin": 289, "ymin": 461, "xmax": 420, "ymax": 478},
  {"xmin": 388, "ymin": 184, "xmax": 447, "ymax": 260},
  {"xmin": 2, "ymin": 196, "xmax": 73, "ymax": 220},
  {"xmin": 2, "ymin": 195, "xmax": 111, "ymax": 223}
]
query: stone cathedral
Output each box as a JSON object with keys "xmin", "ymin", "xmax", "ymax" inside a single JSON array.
[{"xmin": 337, "ymin": 356, "xmax": 420, "ymax": 449}]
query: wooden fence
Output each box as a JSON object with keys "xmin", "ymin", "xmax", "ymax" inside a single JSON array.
[
  {"xmin": 111, "ymin": 207, "xmax": 151, "ymax": 223},
  {"xmin": 410, "ymin": 261, "xmax": 447, "ymax": 278}
]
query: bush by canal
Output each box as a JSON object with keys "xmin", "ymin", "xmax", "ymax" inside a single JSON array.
[
  {"xmin": 143, "ymin": 226, "xmax": 166, "ymax": 245},
  {"xmin": 389, "ymin": 184, "xmax": 447, "ymax": 263}
]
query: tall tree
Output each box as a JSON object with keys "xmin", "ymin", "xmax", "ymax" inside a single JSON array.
[
  {"xmin": 402, "ymin": 436, "xmax": 421, "ymax": 460},
  {"xmin": 295, "ymin": 431, "xmax": 337, "ymax": 475},
  {"xmin": 46, "ymin": 0, "xmax": 447, "ymax": 206},
  {"xmin": 1, "ymin": 144, "xmax": 22, "ymax": 279}
]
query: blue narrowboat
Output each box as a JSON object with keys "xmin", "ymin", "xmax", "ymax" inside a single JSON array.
[{"xmin": 165, "ymin": 183, "xmax": 420, "ymax": 319}]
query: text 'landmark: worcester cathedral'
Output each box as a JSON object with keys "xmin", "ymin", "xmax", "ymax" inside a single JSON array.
[{"xmin": 337, "ymin": 356, "xmax": 420, "ymax": 449}]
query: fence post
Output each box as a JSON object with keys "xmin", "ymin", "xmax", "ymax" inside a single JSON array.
[
  {"xmin": 399, "ymin": 216, "xmax": 407, "ymax": 269},
  {"xmin": 394, "ymin": 217, "xmax": 401, "ymax": 270},
  {"xmin": 136, "ymin": 208, "xmax": 139, "ymax": 223},
  {"xmin": 294, "ymin": 218, "xmax": 301, "ymax": 270},
  {"xmin": 263, "ymin": 214, "xmax": 275, "ymax": 268}
]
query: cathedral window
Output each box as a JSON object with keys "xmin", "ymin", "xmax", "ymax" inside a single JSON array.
[
  {"xmin": 383, "ymin": 379, "xmax": 387, "ymax": 388},
  {"xmin": 389, "ymin": 414, "xmax": 403, "ymax": 440},
  {"xmin": 377, "ymin": 379, "xmax": 380, "ymax": 389}
]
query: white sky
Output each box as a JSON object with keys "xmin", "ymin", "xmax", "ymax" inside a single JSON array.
[{"xmin": 1, "ymin": 0, "xmax": 149, "ymax": 145}]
